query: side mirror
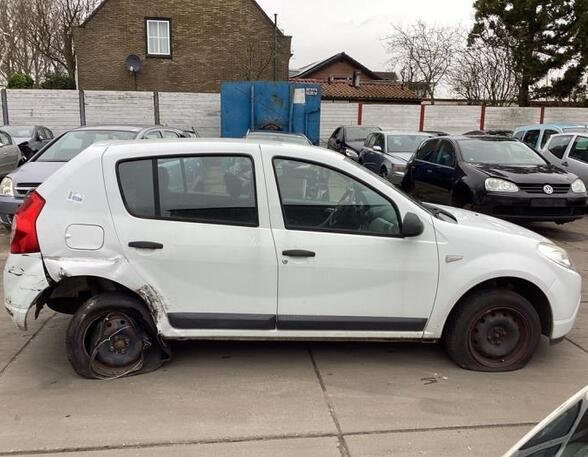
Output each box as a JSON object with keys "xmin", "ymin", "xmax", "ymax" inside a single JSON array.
[
  {"xmin": 373, "ymin": 145, "xmax": 383, "ymax": 152},
  {"xmin": 402, "ymin": 212, "xmax": 424, "ymax": 237},
  {"xmin": 345, "ymin": 149, "xmax": 359, "ymax": 161}
]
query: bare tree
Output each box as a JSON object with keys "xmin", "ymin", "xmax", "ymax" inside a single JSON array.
[
  {"xmin": 239, "ymin": 39, "xmax": 275, "ymax": 81},
  {"xmin": 449, "ymin": 41, "xmax": 519, "ymax": 106},
  {"xmin": 385, "ymin": 21, "xmax": 461, "ymax": 104}
]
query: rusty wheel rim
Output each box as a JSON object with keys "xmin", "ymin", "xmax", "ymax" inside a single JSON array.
[{"xmin": 467, "ymin": 307, "xmax": 533, "ymax": 369}]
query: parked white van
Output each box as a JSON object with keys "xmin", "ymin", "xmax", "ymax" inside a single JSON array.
[{"xmin": 3, "ymin": 140, "xmax": 581, "ymax": 378}]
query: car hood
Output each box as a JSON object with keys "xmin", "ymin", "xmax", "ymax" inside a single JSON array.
[
  {"xmin": 8, "ymin": 161, "xmax": 66, "ymax": 185},
  {"xmin": 13, "ymin": 137, "xmax": 31, "ymax": 146},
  {"xmin": 431, "ymin": 204, "xmax": 549, "ymax": 243},
  {"xmin": 347, "ymin": 141, "xmax": 365, "ymax": 152},
  {"xmin": 468, "ymin": 163, "xmax": 574, "ymax": 184},
  {"xmin": 386, "ymin": 152, "xmax": 413, "ymax": 162}
]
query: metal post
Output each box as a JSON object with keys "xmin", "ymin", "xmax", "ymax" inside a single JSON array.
[
  {"xmin": 153, "ymin": 91, "xmax": 160, "ymax": 125},
  {"xmin": 1, "ymin": 89, "xmax": 8, "ymax": 125},
  {"xmin": 419, "ymin": 104, "xmax": 426, "ymax": 132},
  {"xmin": 273, "ymin": 14, "xmax": 278, "ymax": 81},
  {"xmin": 480, "ymin": 105, "xmax": 486, "ymax": 130},
  {"xmin": 357, "ymin": 103, "xmax": 363, "ymax": 126},
  {"xmin": 79, "ymin": 90, "xmax": 86, "ymax": 126},
  {"xmin": 539, "ymin": 106, "xmax": 546, "ymax": 124}
]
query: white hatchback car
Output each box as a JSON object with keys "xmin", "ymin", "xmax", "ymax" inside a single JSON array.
[{"xmin": 3, "ymin": 140, "xmax": 582, "ymax": 379}]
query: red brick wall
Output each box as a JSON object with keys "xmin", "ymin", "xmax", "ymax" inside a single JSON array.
[{"xmin": 74, "ymin": 0, "xmax": 292, "ymax": 92}]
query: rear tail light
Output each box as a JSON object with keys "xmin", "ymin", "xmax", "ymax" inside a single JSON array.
[{"xmin": 11, "ymin": 191, "xmax": 45, "ymax": 254}]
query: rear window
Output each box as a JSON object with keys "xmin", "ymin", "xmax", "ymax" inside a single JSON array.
[
  {"xmin": 118, "ymin": 155, "xmax": 258, "ymax": 227},
  {"xmin": 36, "ymin": 130, "xmax": 137, "ymax": 162},
  {"xmin": 386, "ymin": 135, "xmax": 429, "ymax": 153}
]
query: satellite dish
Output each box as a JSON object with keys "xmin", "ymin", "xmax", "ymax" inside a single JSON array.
[{"xmin": 125, "ymin": 54, "xmax": 142, "ymax": 73}]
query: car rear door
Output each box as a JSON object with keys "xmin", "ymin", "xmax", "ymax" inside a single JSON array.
[
  {"xmin": 262, "ymin": 146, "xmax": 438, "ymax": 336},
  {"xmin": 103, "ymin": 143, "xmax": 279, "ymax": 334}
]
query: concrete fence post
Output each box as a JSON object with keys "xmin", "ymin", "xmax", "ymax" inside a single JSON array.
[
  {"xmin": 1, "ymin": 89, "xmax": 8, "ymax": 125},
  {"xmin": 78, "ymin": 90, "xmax": 86, "ymax": 126},
  {"xmin": 418, "ymin": 105, "xmax": 426, "ymax": 131},
  {"xmin": 539, "ymin": 106, "xmax": 546, "ymax": 124},
  {"xmin": 357, "ymin": 103, "xmax": 363, "ymax": 126},
  {"xmin": 153, "ymin": 91, "xmax": 160, "ymax": 125}
]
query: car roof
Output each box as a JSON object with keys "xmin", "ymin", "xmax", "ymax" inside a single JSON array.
[
  {"xmin": 380, "ymin": 131, "xmax": 432, "ymax": 136},
  {"xmin": 515, "ymin": 123, "xmax": 588, "ymax": 130},
  {"xmin": 434, "ymin": 135, "xmax": 518, "ymax": 142},
  {"xmin": 72, "ymin": 125, "xmax": 160, "ymax": 133},
  {"xmin": 247, "ymin": 131, "xmax": 308, "ymax": 138}
]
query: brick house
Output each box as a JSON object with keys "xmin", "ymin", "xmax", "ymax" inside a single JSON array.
[
  {"xmin": 74, "ymin": 0, "xmax": 292, "ymax": 92},
  {"xmin": 291, "ymin": 52, "xmax": 422, "ymax": 105}
]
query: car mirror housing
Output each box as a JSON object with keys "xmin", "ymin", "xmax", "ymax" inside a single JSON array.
[
  {"xmin": 401, "ymin": 212, "xmax": 424, "ymax": 237},
  {"xmin": 373, "ymin": 145, "xmax": 383, "ymax": 152}
]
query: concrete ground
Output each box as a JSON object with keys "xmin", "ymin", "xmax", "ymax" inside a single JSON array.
[{"xmin": 1, "ymin": 219, "xmax": 588, "ymax": 457}]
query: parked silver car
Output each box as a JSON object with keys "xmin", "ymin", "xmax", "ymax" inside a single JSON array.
[
  {"xmin": 0, "ymin": 129, "xmax": 23, "ymax": 177},
  {"xmin": 542, "ymin": 133, "xmax": 588, "ymax": 185}
]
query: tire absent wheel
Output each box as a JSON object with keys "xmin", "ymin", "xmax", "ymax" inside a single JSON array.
[
  {"xmin": 444, "ymin": 289, "xmax": 541, "ymax": 372},
  {"xmin": 66, "ymin": 293, "xmax": 169, "ymax": 379}
]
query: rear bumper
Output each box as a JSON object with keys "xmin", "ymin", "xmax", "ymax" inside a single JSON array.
[
  {"xmin": 3, "ymin": 253, "xmax": 50, "ymax": 330},
  {"xmin": 476, "ymin": 193, "xmax": 586, "ymax": 222}
]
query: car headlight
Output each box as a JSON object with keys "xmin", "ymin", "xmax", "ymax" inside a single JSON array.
[
  {"xmin": 571, "ymin": 179, "xmax": 586, "ymax": 193},
  {"xmin": 391, "ymin": 163, "xmax": 407, "ymax": 174},
  {"xmin": 538, "ymin": 242, "xmax": 574, "ymax": 270},
  {"xmin": 485, "ymin": 178, "xmax": 519, "ymax": 193},
  {"xmin": 0, "ymin": 177, "xmax": 14, "ymax": 197}
]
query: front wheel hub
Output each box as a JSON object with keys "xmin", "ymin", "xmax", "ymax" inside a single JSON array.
[{"xmin": 470, "ymin": 309, "xmax": 528, "ymax": 363}]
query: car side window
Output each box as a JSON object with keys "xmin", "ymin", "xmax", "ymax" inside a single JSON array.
[
  {"xmin": 118, "ymin": 155, "xmax": 258, "ymax": 226},
  {"xmin": 365, "ymin": 134, "xmax": 375, "ymax": 148},
  {"xmin": 144, "ymin": 130, "xmax": 162, "ymax": 139},
  {"xmin": 273, "ymin": 158, "xmax": 401, "ymax": 236},
  {"xmin": 0, "ymin": 131, "xmax": 10, "ymax": 145},
  {"xmin": 45, "ymin": 128, "xmax": 54, "ymax": 139},
  {"xmin": 37, "ymin": 128, "xmax": 48, "ymax": 140},
  {"xmin": 541, "ymin": 129, "xmax": 559, "ymax": 149},
  {"xmin": 548, "ymin": 135, "xmax": 573, "ymax": 159},
  {"xmin": 374, "ymin": 134, "xmax": 385, "ymax": 151},
  {"xmin": 513, "ymin": 130, "xmax": 525, "ymax": 141},
  {"xmin": 523, "ymin": 129, "xmax": 540, "ymax": 148},
  {"xmin": 415, "ymin": 139, "xmax": 439, "ymax": 162},
  {"xmin": 434, "ymin": 141, "xmax": 456, "ymax": 167},
  {"xmin": 338, "ymin": 128, "xmax": 345, "ymax": 142},
  {"xmin": 163, "ymin": 130, "xmax": 181, "ymax": 138},
  {"xmin": 569, "ymin": 137, "xmax": 588, "ymax": 164},
  {"xmin": 330, "ymin": 128, "xmax": 340, "ymax": 142}
]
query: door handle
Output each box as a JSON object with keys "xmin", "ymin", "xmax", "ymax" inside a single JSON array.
[
  {"xmin": 129, "ymin": 241, "xmax": 164, "ymax": 250},
  {"xmin": 282, "ymin": 250, "xmax": 316, "ymax": 258}
]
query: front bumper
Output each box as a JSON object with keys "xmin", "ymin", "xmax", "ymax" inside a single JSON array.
[
  {"xmin": 546, "ymin": 265, "xmax": 582, "ymax": 340},
  {"xmin": 476, "ymin": 193, "xmax": 586, "ymax": 222},
  {"xmin": 3, "ymin": 253, "xmax": 50, "ymax": 330},
  {"xmin": 0, "ymin": 195, "xmax": 24, "ymax": 226}
]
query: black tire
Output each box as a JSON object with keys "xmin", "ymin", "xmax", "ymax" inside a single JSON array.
[
  {"xmin": 66, "ymin": 292, "xmax": 168, "ymax": 379},
  {"xmin": 444, "ymin": 289, "xmax": 541, "ymax": 372}
]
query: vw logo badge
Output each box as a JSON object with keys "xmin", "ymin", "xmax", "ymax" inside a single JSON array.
[{"xmin": 543, "ymin": 185, "xmax": 554, "ymax": 195}]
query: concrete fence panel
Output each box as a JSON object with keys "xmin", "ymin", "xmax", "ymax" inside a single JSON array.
[
  {"xmin": 5, "ymin": 89, "xmax": 80, "ymax": 135},
  {"xmin": 543, "ymin": 108, "xmax": 588, "ymax": 125},
  {"xmin": 362, "ymin": 104, "xmax": 422, "ymax": 131},
  {"xmin": 320, "ymin": 102, "xmax": 359, "ymax": 144},
  {"xmin": 159, "ymin": 92, "xmax": 221, "ymax": 137},
  {"xmin": 485, "ymin": 107, "xmax": 541, "ymax": 130},
  {"xmin": 84, "ymin": 91, "xmax": 155, "ymax": 126},
  {"xmin": 423, "ymin": 105, "xmax": 481, "ymax": 134}
]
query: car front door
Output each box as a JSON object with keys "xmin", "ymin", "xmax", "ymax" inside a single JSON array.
[
  {"xmin": 544, "ymin": 135, "xmax": 573, "ymax": 167},
  {"xmin": 429, "ymin": 140, "xmax": 456, "ymax": 205},
  {"xmin": 264, "ymin": 151, "xmax": 438, "ymax": 334},
  {"xmin": 104, "ymin": 145, "xmax": 278, "ymax": 334},
  {"xmin": 567, "ymin": 136, "xmax": 588, "ymax": 184},
  {"xmin": 411, "ymin": 139, "xmax": 440, "ymax": 202},
  {"xmin": 0, "ymin": 130, "xmax": 15, "ymax": 174}
]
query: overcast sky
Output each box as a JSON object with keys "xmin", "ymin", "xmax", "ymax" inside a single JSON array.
[{"xmin": 256, "ymin": 0, "xmax": 475, "ymax": 71}]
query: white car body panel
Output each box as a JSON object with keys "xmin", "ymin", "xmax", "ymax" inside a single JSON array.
[{"xmin": 2, "ymin": 139, "xmax": 582, "ymax": 345}]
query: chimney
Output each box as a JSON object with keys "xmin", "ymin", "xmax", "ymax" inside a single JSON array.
[{"xmin": 353, "ymin": 71, "xmax": 361, "ymax": 88}]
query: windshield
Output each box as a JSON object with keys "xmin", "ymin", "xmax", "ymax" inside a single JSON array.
[
  {"xmin": 346, "ymin": 127, "xmax": 380, "ymax": 142},
  {"xmin": 459, "ymin": 139, "xmax": 547, "ymax": 165},
  {"xmin": 36, "ymin": 130, "xmax": 137, "ymax": 162},
  {"xmin": 2, "ymin": 126, "xmax": 34, "ymax": 138},
  {"xmin": 563, "ymin": 127, "xmax": 588, "ymax": 133},
  {"xmin": 387, "ymin": 135, "xmax": 429, "ymax": 153},
  {"xmin": 247, "ymin": 133, "xmax": 310, "ymax": 145}
]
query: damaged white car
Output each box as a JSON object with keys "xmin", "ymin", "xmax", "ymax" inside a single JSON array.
[{"xmin": 3, "ymin": 139, "xmax": 582, "ymax": 379}]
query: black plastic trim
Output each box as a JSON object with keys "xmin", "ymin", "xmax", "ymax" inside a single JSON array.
[
  {"xmin": 168, "ymin": 313, "xmax": 276, "ymax": 330},
  {"xmin": 277, "ymin": 315, "xmax": 427, "ymax": 331}
]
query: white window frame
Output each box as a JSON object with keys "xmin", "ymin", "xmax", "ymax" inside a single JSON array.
[{"xmin": 146, "ymin": 19, "xmax": 171, "ymax": 57}]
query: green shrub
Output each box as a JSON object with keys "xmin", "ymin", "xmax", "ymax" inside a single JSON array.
[
  {"xmin": 40, "ymin": 71, "xmax": 76, "ymax": 90},
  {"xmin": 7, "ymin": 73, "xmax": 34, "ymax": 89}
]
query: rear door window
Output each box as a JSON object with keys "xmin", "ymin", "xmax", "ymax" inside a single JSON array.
[
  {"xmin": 118, "ymin": 155, "xmax": 258, "ymax": 227},
  {"xmin": 569, "ymin": 137, "xmax": 588, "ymax": 164},
  {"xmin": 163, "ymin": 130, "xmax": 181, "ymax": 138},
  {"xmin": 547, "ymin": 135, "xmax": 573, "ymax": 159},
  {"xmin": 523, "ymin": 129, "xmax": 541, "ymax": 149},
  {"xmin": 144, "ymin": 130, "xmax": 162, "ymax": 139}
]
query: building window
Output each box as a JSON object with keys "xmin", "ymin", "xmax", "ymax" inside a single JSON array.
[{"xmin": 146, "ymin": 19, "xmax": 171, "ymax": 57}]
